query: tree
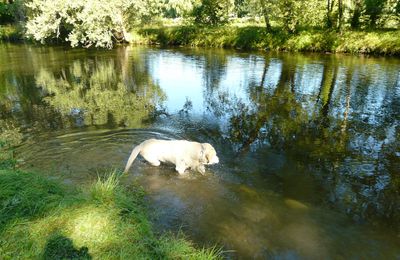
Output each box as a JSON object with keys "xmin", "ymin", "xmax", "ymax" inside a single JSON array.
[
  {"xmin": 350, "ymin": 0, "xmax": 364, "ymax": 28},
  {"xmin": 364, "ymin": 0, "xmax": 387, "ymax": 27},
  {"xmin": 277, "ymin": 0, "xmax": 304, "ymax": 33},
  {"xmin": 326, "ymin": 0, "xmax": 335, "ymax": 28},
  {"xmin": 324, "ymin": 0, "xmax": 345, "ymax": 30},
  {"xmin": 192, "ymin": 0, "xmax": 234, "ymax": 25},
  {"xmin": 163, "ymin": 0, "xmax": 198, "ymax": 18},
  {"xmin": 0, "ymin": 0, "xmax": 24, "ymax": 24},
  {"xmin": 25, "ymin": 0, "xmax": 162, "ymax": 48}
]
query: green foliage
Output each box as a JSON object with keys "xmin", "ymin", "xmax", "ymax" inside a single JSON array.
[
  {"xmin": 336, "ymin": 29, "xmax": 400, "ymax": 54},
  {"xmin": 364, "ymin": 0, "xmax": 386, "ymax": 27},
  {"xmin": 396, "ymin": 0, "xmax": 400, "ymax": 14},
  {"xmin": 0, "ymin": 2, "xmax": 13, "ymax": 24},
  {"xmin": 135, "ymin": 26, "xmax": 267, "ymax": 48},
  {"xmin": 0, "ymin": 0, "xmax": 25, "ymax": 25},
  {"xmin": 285, "ymin": 30, "xmax": 338, "ymax": 51},
  {"xmin": 162, "ymin": 0, "xmax": 198, "ymax": 18},
  {"xmin": 192, "ymin": 0, "xmax": 234, "ymax": 25},
  {"xmin": 25, "ymin": 0, "xmax": 163, "ymax": 48},
  {"xmin": 276, "ymin": 0, "xmax": 305, "ymax": 33},
  {"xmin": 133, "ymin": 25, "xmax": 400, "ymax": 55},
  {"xmin": 1, "ymin": 0, "xmax": 398, "ymax": 49},
  {"xmin": 0, "ymin": 170, "xmax": 223, "ymax": 259}
]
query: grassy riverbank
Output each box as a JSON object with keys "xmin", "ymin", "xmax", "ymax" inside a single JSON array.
[
  {"xmin": 0, "ymin": 163, "xmax": 221, "ymax": 259},
  {"xmin": 132, "ymin": 26, "xmax": 400, "ymax": 55},
  {"xmin": 2, "ymin": 23, "xmax": 400, "ymax": 56}
]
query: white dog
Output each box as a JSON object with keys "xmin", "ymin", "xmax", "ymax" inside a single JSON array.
[{"xmin": 124, "ymin": 139, "xmax": 219, "ymax": 174}]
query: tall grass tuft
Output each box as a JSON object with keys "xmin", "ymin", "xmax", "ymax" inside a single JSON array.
[{"xmin": 90, "ymin": 170, "xmax": 120, "ymax": 204}]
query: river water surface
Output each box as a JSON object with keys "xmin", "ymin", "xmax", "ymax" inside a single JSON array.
[{"xmin": 1, "ymin": 43, "xmax": 399, "ymax": 259}]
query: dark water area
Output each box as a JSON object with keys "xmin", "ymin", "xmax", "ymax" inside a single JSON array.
[{"xmin": 0, "ymin": 43, "xmax": 399, "ymax": 259}]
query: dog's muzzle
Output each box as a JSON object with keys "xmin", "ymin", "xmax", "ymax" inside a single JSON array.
[{"xmin": 209, "ymin": 156, "xmax": 219, "ymax": 164}]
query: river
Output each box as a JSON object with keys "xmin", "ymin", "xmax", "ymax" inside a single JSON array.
[{"xmin": 0, "ymin": 43, "xmax": 399, "ymax": 259}]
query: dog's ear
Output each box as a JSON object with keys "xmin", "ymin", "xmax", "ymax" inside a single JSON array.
[
  {"xmin": 200, "ymin": 143, "xmax": 209, "ymax": 164},
  {"xmin": 201, "ymin": 143, "xmax": 213, "ymax": 164}
]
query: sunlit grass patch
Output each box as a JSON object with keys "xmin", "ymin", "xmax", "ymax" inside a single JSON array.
[
  {"xmin": 336, "ymin": 30, "xmax": 400, "ymax": 55},
  {"xmin": 90, "ymin": 170, "xmax": 120, "ymax": 204},
  {"xmin": 0, "ymin": 170, "xmax": 223, "ymax": 259},
  {"xmin": 157, "ymin": 233, "xmax": 224, "ymax": 259}
]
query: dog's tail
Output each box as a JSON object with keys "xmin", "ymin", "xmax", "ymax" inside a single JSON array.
[{"xmin": 124, "ymin": 143, "xmax": 142, "ymax": 173}]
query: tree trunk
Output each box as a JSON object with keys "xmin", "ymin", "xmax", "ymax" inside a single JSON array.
[
  {"xmin": 337, "ymin": 0, "xmax": 343, "ymax": 30},
  {"xmin": 351, "ymin": 0, "xmax": 362, "ymax": 29},
  {"xmin": 326, "ymin": 0, "xmax": 336, "ymax": 28},
  {"xmin": 260, "ymin": 0, "xmax": 272, "ymax": 31}
]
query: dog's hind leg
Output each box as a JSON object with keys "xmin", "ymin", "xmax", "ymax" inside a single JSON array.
[
  {"xmin": 148, "ymin": 160, "xmax": 161, "ymax": 167},
  {"xmin": 142, "ymin": 154, "xmax": 161, "ymax": 167}
]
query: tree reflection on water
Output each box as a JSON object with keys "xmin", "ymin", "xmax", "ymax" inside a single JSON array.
[
  {"xmin": 204, "ymin": 53, "xmax": 400, "ymax": 232},
  {"xmin": 0, "ymin": 45, "xmax": 165, "ymax": 131}
]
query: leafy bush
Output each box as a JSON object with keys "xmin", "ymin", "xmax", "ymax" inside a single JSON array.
[
  {"xmin": 0, "ymin": 3, "xmax": 13, "ymax": 24},
  {"xmin": 0, "ymin": 1, "xmax": 25, "ymax": 25},
  {"xmin": 192, "ymin": 0, "xmax": 233, "ymax": 25}
]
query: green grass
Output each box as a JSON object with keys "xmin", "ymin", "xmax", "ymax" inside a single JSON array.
[
  {"xmin": 0, "ymin": 167, "xmax": 223, "ymax": 259},
  {"xmin": 132, "ymin": 25, "xmax": 400, "ymax": 55}
]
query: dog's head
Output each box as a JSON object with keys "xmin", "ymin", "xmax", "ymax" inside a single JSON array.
[{"xmin": 200, "ymin": 143, "xmax": 219, "ymax": 165}]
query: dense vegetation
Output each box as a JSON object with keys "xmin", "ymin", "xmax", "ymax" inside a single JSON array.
[
  {"xmin": 0, "ymin": 0, "xmax": 399, "ymax": 54},
  {"xmin": 133, "ymin": 26, "xmax": 400, "ymax": 55}
]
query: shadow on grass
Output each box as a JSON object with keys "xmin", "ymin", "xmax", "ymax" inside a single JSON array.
[{"xmin": 44, "ymin": 233, "xmax": 91, "ymax": 260}]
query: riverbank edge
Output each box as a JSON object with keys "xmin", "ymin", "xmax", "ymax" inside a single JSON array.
[
  {"xmin": 0, "ymin": 161, "xmax": 222, "ymax": 259},
  {"xmin": 131, "ymin": 26, "xmax": 400, "ymax": 56},
  {"xmin": 2, "ymin": 23, "xmax": 399, "ymax": 56}
]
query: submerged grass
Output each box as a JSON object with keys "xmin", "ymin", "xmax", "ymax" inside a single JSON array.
[
  {"xmin": 0, "ymin": 167, "xmax": 222, "ymax": 259},
  {"xmin": 132, "ymin": 26, "xmax": 400, "ymax": 55}
]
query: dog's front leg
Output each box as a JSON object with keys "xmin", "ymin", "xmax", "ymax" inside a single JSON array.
[{"xmin": 175, "ymin": 161, "xmax": 187, "ymax": 174}]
